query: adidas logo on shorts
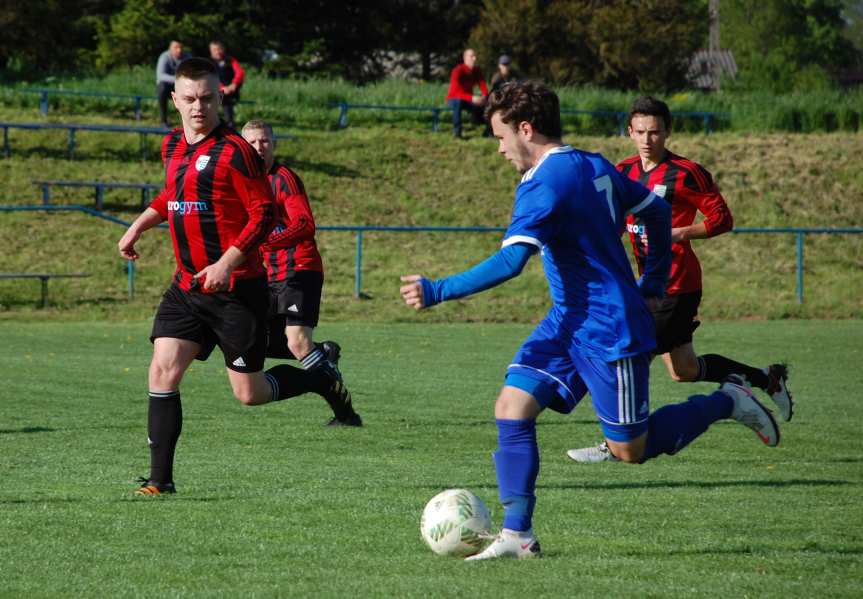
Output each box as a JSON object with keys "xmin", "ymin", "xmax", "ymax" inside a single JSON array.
[
  {"xmin": 287, "ymin": 304, "xmax": 299, "ymax": 313},
  {"xmin": 232, "ymin": 357, "xmax": 246, "ymax": 367}
]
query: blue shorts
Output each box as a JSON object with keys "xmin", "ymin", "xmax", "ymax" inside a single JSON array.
[{"xmin": 506, "ymin": 316, "xmax": 651, "ymax": 442}]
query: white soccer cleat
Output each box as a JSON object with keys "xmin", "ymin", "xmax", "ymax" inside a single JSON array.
[
  {"xmin": 566, "ymin": 441, "xmax": 620, "ymax": 464},
  {"xmin": 721, "ymin": 374, "xmax": 780, "ymax": 447},
  {"xmin": 465, "ymin": 529, "xmax": 541, "ymax": 561},
  {"xmin": 764, "ymin": 364, "xmax": 794, "ymax": 422}
]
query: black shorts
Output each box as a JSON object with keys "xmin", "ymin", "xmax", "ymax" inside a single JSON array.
[
  {"xmin": 650, "ymin": 290, "xmax": 702, "ymax": 355},
  {"xmin": 151, "ymin": 278, "xmax": 268, "ymax": 373},
  {"xmin": 268, "ymin": 270, "xmax": 323, "ymax": 328}
]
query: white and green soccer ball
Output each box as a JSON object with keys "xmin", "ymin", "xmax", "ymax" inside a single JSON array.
[{"xmin": 420, "ymin": 489, "xmax": 492, "ymax": 557}]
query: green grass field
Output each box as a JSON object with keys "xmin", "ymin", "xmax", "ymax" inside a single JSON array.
[{"xmin": 1, "ymin": 320, "xmax": 861, "ymax": 597}]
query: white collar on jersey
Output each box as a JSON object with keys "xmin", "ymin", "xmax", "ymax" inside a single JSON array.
[{"xmin": 521, "ymin": 144, "xmax": 573, "ymax": 182}]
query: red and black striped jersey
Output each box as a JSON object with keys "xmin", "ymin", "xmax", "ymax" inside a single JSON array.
[
  {"xmin": 618, "ymin": 151, "xmax": 733, "ymax": 295},
  {"xmin": 261, "ymin": 163, "xmax": 323, "ymax": 282},
  {"xmin": 150, "ymin": 123, "xmax": 275, "ymax": 292}
]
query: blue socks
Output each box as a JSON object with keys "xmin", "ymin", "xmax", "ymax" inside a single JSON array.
[
  {"xmin": 641, "ymin": 390, "xmax": 733, "ymax": 462},
  {"xmin": 494, "ymin": 418, "xmax": 539, "ymax": 532}
]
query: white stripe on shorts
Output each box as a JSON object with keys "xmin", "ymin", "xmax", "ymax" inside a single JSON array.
[
  {"xmin": 617, "ymin": 357, "xmax": 637, "ymax": 424},
  {"xmin": 627, "ymin": 358, "xmax": 636, "ymax": 424},
  {"xmin": 617, "ymin": 361, "xmax": 624, "ymax": 424}
]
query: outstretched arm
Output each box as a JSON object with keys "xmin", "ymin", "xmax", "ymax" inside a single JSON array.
[{"xmin": 400, "ymin": 243, "xmax": 534, "ymax": 310}]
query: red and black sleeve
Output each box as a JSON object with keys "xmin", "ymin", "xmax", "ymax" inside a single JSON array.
[
  {"xmin": 263, "ymin": 168, "xmax": 316, "ymax": 250},
  {"xmin": 680, "ymin": 163, "xmax": 733, "ymax": 237}
]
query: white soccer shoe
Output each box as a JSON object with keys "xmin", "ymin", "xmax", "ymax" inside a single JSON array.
[
  {"xmin": 764, "ymin": 364, "xmax": 794, "ymax": 422},
  {"xmin": 721, "ymin": 374, "xmax": 780, "ymax": 447},
  {"xmin": 465, "ymin": 529, "xmax": 542, "ymax": 561},
  {"xmin": 566, "ymin": 441, "xmax": 620, "ymax": 464}
]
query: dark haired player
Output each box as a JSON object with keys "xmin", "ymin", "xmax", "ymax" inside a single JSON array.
[
  {"xmin": 400, "ymin": 82, "xmax": 781, "ymax": 559},
  {"xmin": 118, "ymin": 58, "xmax": 344, "ymax": 496},
  {"xmin": 567, "ymin": 96, "xmax": 793, "ymax": 464},
  {"xmin": 241, "ymin": 119, "xmax": 361, "ymax": 426}
]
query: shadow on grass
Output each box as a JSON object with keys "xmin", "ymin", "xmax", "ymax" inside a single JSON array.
[
  {"xmin": 0, "ymin": 426, "xmax": 56, "ymax": 434},
  {"xmin": 0, "ymin": 494, "xmax": 243, "ymax": 505},
  {"xmin": 626, "ymin": 544, "xmax": 863, "ymax": 557},
  {"xmin": 406, "ymin": 479, "xmax": 855, "ymax": 492},
  {"xmin": 281, "ymin": 157, "xmax": 360, "ymax": 179},
  {"xmin": 398, "ymin": 419, "xmax": 597, "ymax": 428}
]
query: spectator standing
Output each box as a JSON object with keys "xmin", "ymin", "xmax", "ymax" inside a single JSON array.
[
  {"xmin": 490, "ymin": 54, "xmax": 518, "ymax": 93},
  {"xmin": 155, "ymin": 40, "xmax": 189, "ymax": 128},
  {"xmin": 209, "ymin": 40, "xmax": 245, "ymax": 128},
  {"xmin": 446, "ymin": 49, "xmax": 489, "ymax": 138}
]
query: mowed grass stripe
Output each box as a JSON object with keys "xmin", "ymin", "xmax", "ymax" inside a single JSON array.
[{"xmin": 0, "ymin": 320, "xmax": 861, "ymax": 597}]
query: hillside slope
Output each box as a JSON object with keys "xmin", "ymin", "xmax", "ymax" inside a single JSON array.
[{"xmin": 0, "ymin": 107, "xmax": 860, "ymax": 321}]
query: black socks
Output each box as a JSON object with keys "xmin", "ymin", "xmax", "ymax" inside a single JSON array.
[
  {"xmin": 698, "ymin": 354, "xmax": 769, "ymax": 389},
  {"xmin": 147, "ymin": 391, "xmax": 182, "ymax": 484}
]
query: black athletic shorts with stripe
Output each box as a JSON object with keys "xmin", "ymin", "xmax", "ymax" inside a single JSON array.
[
  {"xmin": 268, "ymin": 270, "xmax": 323, "ymax": 328},
  {"xmin": 150, "ymin": 277, "xmax": 268, "ymax": 373},
  {"xmin": 650, "ymin": 290, "xmax": 702, "ymax": 355}
]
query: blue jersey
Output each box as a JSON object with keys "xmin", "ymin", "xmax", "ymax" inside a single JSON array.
[{"xmin": 502, "ymin": 146, "xmax": 667, "ymax": 361}]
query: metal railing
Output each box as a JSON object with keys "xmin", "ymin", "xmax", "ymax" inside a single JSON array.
[
  {"xmin": 0, "ymin": 203, "xmax": 859, "ymax": 304},
  {"xmin": 16, "ymin": 88, "xmax": 255, "ymax": 120},
  {"xmin": 331, "ymin": 102, "xmax": 723, "ymax": 135},
  {"xmin": 0, "ymin": 121, "xmax": 295, "ymax": 160}
]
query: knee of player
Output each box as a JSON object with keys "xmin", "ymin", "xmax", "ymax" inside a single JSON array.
[
  {"xmin": 670, "ymin": 365, "xmax": 699, "ymax": 382},
  {"xmin": 606, "ymin": 441, "xmax": 645, "ymax": 464},
  {"xmin": 614, "ymin": 446, "xmax": 645, "ymax": 464},
  {"xmin": 149, "ymin": 361, "xmax": 184, "ymax": 388},
  {"xmin": 233, "ymin": 387, "xmax": 258, "ymax": 406}
]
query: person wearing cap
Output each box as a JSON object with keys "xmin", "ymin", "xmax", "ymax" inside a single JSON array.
[{"xmin": 491, "ymin": 54, "xmax": 519, "ymax": 93}]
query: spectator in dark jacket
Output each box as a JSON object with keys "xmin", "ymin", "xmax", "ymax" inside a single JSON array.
[
  {"xmin": 209, "ymin": 40, "xmax": 246, "ymax": 128},
  {"xmin": 490, "ymin": 55, "xmax": 519, "ymax": 93}
]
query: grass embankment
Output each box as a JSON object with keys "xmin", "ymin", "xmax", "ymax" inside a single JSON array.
[
  {"xmin": 0, "ymin": 103, "xmax": 860, "ymax": 321},
  {"xmin": 1, "ymin": 320, "xmax": 861, "ymax": 597},
  {"xmin": 2, "ymin": 67, "xmax": 862, "ymax": 134}
]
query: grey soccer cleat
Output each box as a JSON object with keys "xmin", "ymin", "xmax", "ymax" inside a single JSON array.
[
  {"xmin": 566, "ymin": 441, "xmax": 620, "ymax": 464},
  {"xmin": 764, "ymin": 363, "xmax": 793, "ymax": 422},
  {"xmin": 722, "ymin": 374, "xmax": 780, "ymax": 447}
]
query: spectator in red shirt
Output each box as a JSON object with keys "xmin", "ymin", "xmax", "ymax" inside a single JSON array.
[
  {"xmin": 446, "ymin": 48, "xmax": 489, "ymax": 138},
  {"xmin": 209, "ymin": 40, "xmax": 245, "ymax": 128}
]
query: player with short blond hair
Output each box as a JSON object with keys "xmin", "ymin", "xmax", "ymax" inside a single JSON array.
[{"xmin": 241, "ymin": 119, "xmax": 360, "ymax": 426}]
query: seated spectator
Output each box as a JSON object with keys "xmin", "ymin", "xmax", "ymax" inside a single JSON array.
[
  {"xmin": 155, "ymin": 40, "xmax": 189, "ymax": 128},
  {"xmin": 490, "ymin": 54, "xmax": 518, "ymax": 93},
  {"xmin": 209, "ymin": 40, "xmax": 245, "ymax": 129},
  {"xmin": 446, "ymin": 49, "xmax": 489, "ymax": 139}
]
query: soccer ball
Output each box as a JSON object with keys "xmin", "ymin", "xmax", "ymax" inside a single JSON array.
[{"xmin": 420, "ymin": 489, "xmax": 492, "ymax": 557}]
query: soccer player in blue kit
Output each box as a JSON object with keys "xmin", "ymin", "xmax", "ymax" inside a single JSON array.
[{"xmin": 400, "ymin": 82, "xmax": 781, "ymax": 560}]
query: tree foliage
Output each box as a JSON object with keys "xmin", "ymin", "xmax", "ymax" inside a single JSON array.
[
  {"xmin": 722, "ymin": 0, "xmax": 859, "ymax": 91},
  {"xmin": 0, "ymin": 0, "xmax": 859, "ymax": 91},
  {"xmin": 469, "ymin": 0, "xmax": 707, "ymax": 91}
]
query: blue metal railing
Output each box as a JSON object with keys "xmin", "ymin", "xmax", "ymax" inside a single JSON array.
[
  {"xmin": 1, "ymin": 203, "xmax": 859, "ymax": 304},
  {"xmin": 15, "ymin": 89, "xmax": 255, "ymax": 120},
  {"xmin": 330, "ymin": 102, "xmax": 724, "ymax": 135},
  {"xmin": 0, "ymin": 121, "xmax": 295, "ymax": 159}
]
